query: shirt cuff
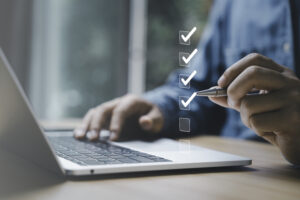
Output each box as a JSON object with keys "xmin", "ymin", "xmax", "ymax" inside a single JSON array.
[{"xmin": 142, "ymin": 87, "xmax": 176, "ymax": 136}]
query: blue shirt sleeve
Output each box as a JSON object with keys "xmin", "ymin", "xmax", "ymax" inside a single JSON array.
[{"xmin": 143, "ymin": 0, "xmax": 228, "ymax": 137}]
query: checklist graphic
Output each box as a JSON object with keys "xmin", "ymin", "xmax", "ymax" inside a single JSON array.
[
  {"xmin": 179, "ymin": 27, "xmax": 197, "ymax": 45},
  {"xmin": 179, "ymin": 118, "xmax": 190, "ymax": 132},
  {"xmin": 178, "ymin": 27, "xmax": 198, "ymax": 133},
  {"xmin": 182, "ymin": 49, "xmax": 198, "ymax": 64},
  {"xmin": 180, "ymin": 92, "xmax": 197, "ymax": 108},
  {"xmin": 179, "ymin": 70, "xmax": 196, "ymax": 89},
  {"xmin": 178, "ymin": 49, "xmax": 198, "ymax": 67},
  {"xmin": 179, "ymin": 96, "xmax": 191, "ymax": 110},
  {"xmin": 179, "ymin": 74, "xmax": 191, "ymax": 89},
  {"xmin": 180, "ymin": 70, "xmax": 196, "ymax": 86}
]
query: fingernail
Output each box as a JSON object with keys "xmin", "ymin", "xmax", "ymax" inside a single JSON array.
[
  {"xmin": 87, "ymin": 130, "xmax": 98, "ymax": 140},
  {"xmin": 143, "ymin": 122, "xmax": 152, "ymax": 130},
  {"xmin": 109, "ymin": 132, "xmax": 117, "ymax": 141},
  {"xmin": 74, "ymin": 129, "xmax": 85, "ymax": 138},
  {"xmin": 141, "ymin": 118, "xmax": 152, "ymax": 131},
  {"xmin": 218, "ymin": 75, "xmax": 226, "ymax": 87}
]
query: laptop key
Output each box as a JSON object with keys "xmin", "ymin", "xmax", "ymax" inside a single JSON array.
[
  {"xmin": 106, "ymin": 160, "xmax": 122, "ymax": 164},
  {"xmin": 49, "ymin": 136, "xmax": 170, "ymax": 166},
  {"xmin": 90, "ymin": 155, "xmax": 109, "ymax": 160},
  {"xmin": 131, "ymin": 156, "xmax": 154, "ymax": 163}
]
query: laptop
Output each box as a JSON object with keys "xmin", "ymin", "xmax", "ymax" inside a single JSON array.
[{"xmin": 0, "ymin": 49, "xmax": 251, "ymax": 176}]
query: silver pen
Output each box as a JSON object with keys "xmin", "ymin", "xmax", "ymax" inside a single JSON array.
[
  {"xmin": 196, "ymin": 87, "xmax": 261, "ymax": 97},
  {"xmin": 196, "ymin": 88, "xmax": 227, "ymax": 97}
]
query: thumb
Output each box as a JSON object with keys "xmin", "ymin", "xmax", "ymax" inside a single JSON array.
[{"xmin": 139, "ymin": 106, "xmax": 163, "ymax": 133}]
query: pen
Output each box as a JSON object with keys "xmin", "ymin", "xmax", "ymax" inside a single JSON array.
[
  {"xmin": 196, "ymin": 88, "xmax": 261, "ymax": 97},
  {"xmin": 196, "ymin": 88, "xmax": 227, "ymax": 97}
]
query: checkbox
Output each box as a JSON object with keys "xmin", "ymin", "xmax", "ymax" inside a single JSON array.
[
  {"xmin": 179, "ymin": 96, "xmax": 190, "ymax": 110},
  {"xmin": 179, "ymin": 52, "xmax": 190, "ymax": 67},
  {"xmin": 178, "ymin": 139, "xmax": 191, "ymax": 151},
  {"xmin": 179, "ymin": 118, "xmax": 190, "ymax": 132},
  {"xmin": 179, "ymin": 30, "xmax": 190, "ymax": 45},
  {"xmin": 179, "ymin": 74, "xmax": 190, "ymax": 89},
  {"xmin": 179, "ymin": 27, "xmax": 197, "ymax": 46}
]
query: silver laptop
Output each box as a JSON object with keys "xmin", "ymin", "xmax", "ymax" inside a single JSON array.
[{"xmin": 0, "ymin": 49, "xmax": 251, "ymax": 176}]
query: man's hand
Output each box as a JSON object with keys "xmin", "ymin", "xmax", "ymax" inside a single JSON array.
[
  {"xmin": 209, "ymin": 53, "xmax": 300, "ymax": 165},
  {"xmin": 74, "ymin": 94, "xmax": 164, "ymax": 141}
]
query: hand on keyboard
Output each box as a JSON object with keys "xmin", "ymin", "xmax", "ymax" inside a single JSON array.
[{"xmin": 74, "ymin": 94, "xmax": 164, "ymax": 141}]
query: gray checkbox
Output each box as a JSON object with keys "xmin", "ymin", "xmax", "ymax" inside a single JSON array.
[
  {"xmin": 179, "ymin": 30, "xmax": 191, "ymax": 45},
  {"xmin": 178, "ymin": 139, "xmax": 191, "ymax": 151},
  {"xmin": 179, "ymin": 96, "xmax": 190, "ymax": 110},
  {"xmin": 179, "ymin": 52, "xmax": 190, "ymax": 67},
  {"xmin": 179, "ymin": 74, "xmax": 190, "ymax": 89},
  {"xmin": 179, "ymin": 118, "xmax": 190, "ymax": 132}
]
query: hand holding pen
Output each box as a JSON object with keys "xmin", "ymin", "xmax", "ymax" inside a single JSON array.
[{"xmin": 203, "ymin": 53, "xmax": 300, "ymax": 165}]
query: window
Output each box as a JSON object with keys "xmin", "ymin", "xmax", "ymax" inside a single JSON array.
[
  {"xmin": 30, "ymin": 0, "xmax": 210, "ymax": 120},
  {"xmin": 30, "ymin": 0, "xmax": 129, "ymax": 119}
]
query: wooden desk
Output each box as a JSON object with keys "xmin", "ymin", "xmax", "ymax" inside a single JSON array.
[{"xmin": 1, "ymin": 121, "xmax": 299, "ymax": 200}]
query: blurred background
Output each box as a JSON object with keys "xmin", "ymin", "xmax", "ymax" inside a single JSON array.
[{"xmin": 0, "ymin": 0, "xmax": 211, "ymax": 120}]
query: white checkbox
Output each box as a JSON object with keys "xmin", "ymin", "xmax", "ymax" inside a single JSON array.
[
  {"xmin": 179, "ymin": 27, "xmax": 197, "ymax": 45},
  {"xmin": 182, "ymin": 49, "xmax": 198, "ymax": 64},
  {"xmin": 179, "ymin": 96, "xmax": 191, "ymax": 110},
  {"xmin": 179, "ymin": 49, "xmax": 198, "ymax": 67},
  {"xmin": 179, "ymin": 74, "xmax": 190, "ymax": 89},
  {"xmin": 181, "ymin": 70, "xmax": 197, "ymax": 86},
  {"xmin": 179, "ymin": 52, "xmax": 190, "ymax": 67},
  {"xmin": 179, "ymin": 30, "xmax": 190, "ymax": 45},
  {"xmin": 180, "ymin": 92, "xmax": 197, "ymax": 108}
]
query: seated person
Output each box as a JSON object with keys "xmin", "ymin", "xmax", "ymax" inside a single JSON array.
[{"xmin": 74, "ymin": 0, "xmax": 300, "ymax": 165}]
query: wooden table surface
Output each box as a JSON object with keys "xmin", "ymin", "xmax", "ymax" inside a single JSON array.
[{"xmin": 1, "ymin": 121, "xmax": 299, "ymax": 200}]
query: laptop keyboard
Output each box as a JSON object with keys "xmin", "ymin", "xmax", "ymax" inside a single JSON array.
[{"xmin": 48, "ymin": 136, "xmax": 170, "ymax": 166}]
